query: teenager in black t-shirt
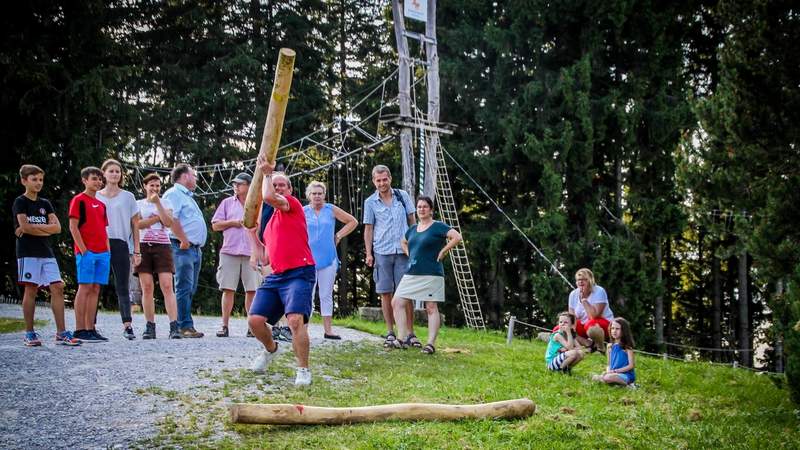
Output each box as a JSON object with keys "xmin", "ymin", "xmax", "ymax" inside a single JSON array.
[{"xmin": 13, "ymin": 164, "xmax": 81, "ymax": 347}]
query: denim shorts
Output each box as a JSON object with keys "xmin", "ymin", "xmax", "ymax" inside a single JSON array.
[
  {"xmin": 76, "ymin": 251, "xmax": 111, "ymax": 285},
  {"xmin": 373, "ymin": 253, "xmax": 409, "ymax": 294},
  {"xmin": 249, "ymin": 265, "xmax": 315, "ymax": 325}
]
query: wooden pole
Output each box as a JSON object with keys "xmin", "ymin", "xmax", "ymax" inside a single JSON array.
[
  {"xmin": 391, "ymin": 0, "xmax": 415, "ymax": 196},
  {"xmin": 243, "ymin": 48, "xmax": 296, "ymax": 228},
  {"xmin": 230, "ymin": 398, "xmax": 535, "ymax": 425},
  {"xmin": 422, "ymin": 0, "xmax": 440, "ymax": 199}
]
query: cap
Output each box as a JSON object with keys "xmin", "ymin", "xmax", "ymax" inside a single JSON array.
[{"xmin": 232, "ymin": 172, "xmax": 252, "ymax": 184}]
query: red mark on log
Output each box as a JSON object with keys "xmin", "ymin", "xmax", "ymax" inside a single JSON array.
[{"xmin": 295, "ymin": 405, "xmax": 304, "ymax": 414}]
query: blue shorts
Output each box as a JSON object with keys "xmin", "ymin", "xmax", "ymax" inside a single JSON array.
[
  {"xmin": 616, "ymin": 371, "xmax": 635, "ymax": 385},
  {"xmin": 250, "ymin": 265, "xmax": 315, "ymax": 325},
  {"xmin": 76, "ymin": 251, "xmax": 111, "ymax": 285},
  {"xmin": 17, "ymin": 257, "xmax": 62, "ymax": 287}
]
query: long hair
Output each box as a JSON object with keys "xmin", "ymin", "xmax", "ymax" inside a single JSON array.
[
  {"xmin": 101, "ymin": 158, "xmax": 126, "ymax": 187},
  {"xmin": 612, "ymin": 317, "xmax": 635, "ymax": 350}
]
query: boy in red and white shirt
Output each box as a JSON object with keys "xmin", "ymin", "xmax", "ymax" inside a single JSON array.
[{"xmin": 68, "ymin": 166, "xmax": 111, "ymax": 342}]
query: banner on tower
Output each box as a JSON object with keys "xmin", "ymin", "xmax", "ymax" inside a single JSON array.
[{"xmin": 404, "ymin": 0, "xmax": 427, "ymax": 22}]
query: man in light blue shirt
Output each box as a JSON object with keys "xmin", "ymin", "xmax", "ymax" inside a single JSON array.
[
  {"xmin": 163, "ymin": 163, "xmax": 207, "ymax": 338},
  {"xmin": 363, "ymin": 165, "xmax": 419, "ymax": 348}
]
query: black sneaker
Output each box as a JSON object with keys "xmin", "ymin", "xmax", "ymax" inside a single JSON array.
[
  {"xmin": 142, "ymin": 322, "xmax": 156, "ymax": 340},
  {"xmin": 73, "ymin": 330, "xmax": 94, "ymax": 341},
  {"xmin": 90, "ymin": 330, "xmax": 109, "ymax": 342},
  {"xmin": 123, "ymin": 326, "xmax": 136, "ymax": 340},
  {"xmin": 168, "ymin": 321, "xmax": 181, "ymax": 339},
  {"xmin": 324, "ymin": 333, "xmax": 342, "ymax": 340}
]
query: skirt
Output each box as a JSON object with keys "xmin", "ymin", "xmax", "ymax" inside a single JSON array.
[{"xmin": 393, "ymin": 275, "xmax": 445, "ymax": 302}]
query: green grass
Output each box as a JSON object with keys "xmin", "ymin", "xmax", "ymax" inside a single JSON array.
[
  {"xmin": 0, "ymin": 317, "xmax": 47, "ymax": 333},
  {"xmin": 137, "ymin": 317, "xmax": 800, "ymax": 449}
]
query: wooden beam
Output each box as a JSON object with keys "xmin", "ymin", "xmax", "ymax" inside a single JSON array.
[
  {"xmin": 230, "ymin": 398, "xmax": 535, "ymax": 425},
  {"xmin": 243, "ymin": 48, "xmax": 295, "ymax": 228}
]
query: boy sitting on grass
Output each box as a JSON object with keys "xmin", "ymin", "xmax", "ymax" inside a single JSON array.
[{"xmin": 545, "ymin": 312, "xmax": 585, "ymax": 374}]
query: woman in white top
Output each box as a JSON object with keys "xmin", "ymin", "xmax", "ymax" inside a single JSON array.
[
  {"xmin": 97, "ymin": 159, "xmax": 140, "ymax": 340},
  {"xmin": 566, "ymin": 268, "xmax": 614, "ymax": 352}
]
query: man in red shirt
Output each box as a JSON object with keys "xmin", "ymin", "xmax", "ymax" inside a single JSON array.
[
  {"xmin": 68, "ymin": 166, "xmax": 111, "ymax": 342},
  {"xmin": 248, "ymin": 156, "xmax": 316, "ymax": 386}
]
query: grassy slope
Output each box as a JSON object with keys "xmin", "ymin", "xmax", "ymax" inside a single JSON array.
[{"xmin": 139, "ymin": 318, "xmax": 799, "ymax": 449}]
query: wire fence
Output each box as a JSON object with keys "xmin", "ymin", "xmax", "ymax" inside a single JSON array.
[{"xmin": 506, "ymin": 315, "xmax": 783, "ymax": 375}]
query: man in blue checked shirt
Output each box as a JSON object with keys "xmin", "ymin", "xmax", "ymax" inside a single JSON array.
[
  {"xmin": 363, "ymin": 164, "xmax": 421, "ymax": 348},
  {"xmin": 163, "ymin": 163, "xmax": 208, "ymax": 338}
]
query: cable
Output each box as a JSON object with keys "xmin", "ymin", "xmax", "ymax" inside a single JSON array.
[{"xmin": 439, "ymin": 145, "xmax": 574, "ymax": 289}]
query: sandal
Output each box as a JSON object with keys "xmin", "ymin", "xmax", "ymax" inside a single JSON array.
[
  {"xmin": 406, "ymin": 333, "xmax": 422, "ymax": 348},
  {"xmin": 421, "ymin": 344, "xmax": 435, "ymax": 354},
  {"xmin": 383, "ymin": 331, "xmax": 397, "ymax": 348},
  {"xmin": 390, "ymin": 337, "xmax": 407, "ymax": 350}
]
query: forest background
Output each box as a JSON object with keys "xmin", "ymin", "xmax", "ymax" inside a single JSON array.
[{"xmin": 2, "ymin": 1, "xmax": 798, "ymax": 400}]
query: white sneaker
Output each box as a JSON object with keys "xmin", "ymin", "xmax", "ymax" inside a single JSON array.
[
  {"xmin": 294, "ymin": 367, "xmax": 312, "ymax": 386},
  {"xmin": 251, "ymin": 345, "xmax": 278, "ymax": 374}
]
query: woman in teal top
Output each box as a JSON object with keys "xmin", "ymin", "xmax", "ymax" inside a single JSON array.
[
  {"xmin": 390, "ymin": 196, "xmax": 462, "ymax": 354},
  {"xmin": 303, "ymin": 181, "xmax": 357, "ymax": 339}
]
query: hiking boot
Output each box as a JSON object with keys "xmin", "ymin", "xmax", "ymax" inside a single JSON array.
[
  {"xmin": 24, "ymin": 331, "xmax": 42, "ymax": 347},
  {"xmin": 251, "ymin": 343, "xmax": 278, "ymax": 374},
  {"xmin": 55, "ymin": 330, "xmax": 81, "ymax": 346},
  {"xmin": 90, "ymin": 329, "xmax": 109, "ymax": 342},
  {"xmin": 168, "ymin": 321, "xmax": 182, "ymax": 339},
  {"xmin": 123, "ymin": 326, "xmax": 136, "ymax": 340},
  {"xmin": 181, "ymin": 327, "xmax": 204, "ymax": 338},
  {"xmin": 142, "ymin": 322, "xmax": 156, "ymax": 340},
  {"xmin": 294, "ymin": 367, "xmax": 312, "ymax": 386},
  {"xmin": 216, "ymin": 326, "xmax": 229, "ymax": 337}
]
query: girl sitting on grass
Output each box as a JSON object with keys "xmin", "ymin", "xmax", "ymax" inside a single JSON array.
[
  {"xmin": 593, "ymin": 317, "xmax": 636, "ymax": 386},
  {"xmin": 545, "ymin": 312, "xmax": 585, "ymax": 374}
]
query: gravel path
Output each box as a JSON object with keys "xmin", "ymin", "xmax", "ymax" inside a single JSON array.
[{"xmin": 0, "ymin": 303, "xmax": 379, "ymax": 449}]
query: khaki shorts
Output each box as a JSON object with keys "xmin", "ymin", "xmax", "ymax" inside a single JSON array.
[{"xmin": 216, "ymin": 253, "xmax": 261, "ymax": 292}]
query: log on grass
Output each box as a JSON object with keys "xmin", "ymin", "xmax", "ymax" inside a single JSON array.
[
  {"xmin": 229, "ymin": 398, "xmax": 535, "ymax": 425},
  {"xmin": 243, "ymin": 47, "xmax": 296, "ymax": 228}
]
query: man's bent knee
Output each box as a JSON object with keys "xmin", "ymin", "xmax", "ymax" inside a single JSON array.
[
  {"xmin": 248, "ymin": 315, "xmax": 269, "ymax": 329},
  {"xmin": 286, "ymin": 314, "xmax": 304, "ymax": 330}
]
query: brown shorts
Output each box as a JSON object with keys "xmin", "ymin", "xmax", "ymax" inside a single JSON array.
[{"xmin": 134, "ymin": 243, "xmax": 175, "ymax": 275}]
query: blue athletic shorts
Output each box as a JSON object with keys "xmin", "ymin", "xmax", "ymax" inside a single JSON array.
[
  {"xmin": 76, "ymin": 251, "xmax": 111, "ymax": 285},
  {"xmin": 249, "ymin": 265, "xmax": 315, "ymax": 325},
  {"xmin": 17, "ymin": 257, "xmax": 62, "ymax": 287}
]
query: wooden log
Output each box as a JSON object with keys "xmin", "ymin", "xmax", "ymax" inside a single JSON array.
[
  {"xmin": 243, "ymin": 48, "xmax": 296, "ymax": 228},
  {"xmin": 229, "ymin": 398, "xmax": 535, "ymax": 425}
]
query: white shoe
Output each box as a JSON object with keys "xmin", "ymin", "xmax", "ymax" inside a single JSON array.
[
  {"xmin": 251, "ymin": 345, "xmax": 278, "ymax": 374},
  {"xmin": 295, "ymin": 367, "xmax": 312, "ymax": 386}
]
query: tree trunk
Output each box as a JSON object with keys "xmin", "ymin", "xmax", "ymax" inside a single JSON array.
[
  {"xmin": 711, "ymin": 246, "xmax": 722, "ymax": 361},
  {"xmin": 391, "ymin": 0, "xmax": 415, "ymax": 195},
  {"xmin": 664, "ymin": 237, "xmax": 672, "ymax": 341},
  {"xmin": 776, "ymin": 278, "xmax": 785, "ymax": 372},
  {"xmin": 738, "ymin": 248, "xmax": 750, "ymax": 367},
  {"xmin": 654, "ymin": 234, "xmax": 664, "ymax": 348}
]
